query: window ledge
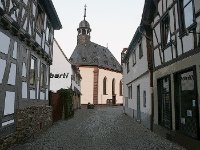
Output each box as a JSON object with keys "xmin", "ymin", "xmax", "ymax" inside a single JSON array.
[{"xmin": 179, "ymin": 22, "xmax": 197, "ymax": 38}]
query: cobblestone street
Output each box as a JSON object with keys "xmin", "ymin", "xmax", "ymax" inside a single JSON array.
[{"xmin": 9, "ymin": 106, "xmax": 186, "ymax": 150}]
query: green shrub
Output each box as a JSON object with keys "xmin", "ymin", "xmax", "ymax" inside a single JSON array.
[{"xmin": 57, "ymin": 88, "xmax": 74, "ymax": 119}]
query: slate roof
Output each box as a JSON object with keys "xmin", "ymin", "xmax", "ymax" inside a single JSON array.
[
  {"xmin": 79, "ymin": 20, "xmax": 90, "ymax": 28},
  {"xmin": 70, "ymin": 41, "xmax": 122, "ymax": 72}
]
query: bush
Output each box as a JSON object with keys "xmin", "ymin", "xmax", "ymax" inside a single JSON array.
[{"xmin": 57, "ymin": 88, "xmax": 74, "ymax": 119}]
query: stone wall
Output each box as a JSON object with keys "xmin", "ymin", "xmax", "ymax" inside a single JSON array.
[{"xmin": 0, "ymin": 105, "xmax": 52, "ymax": 150}]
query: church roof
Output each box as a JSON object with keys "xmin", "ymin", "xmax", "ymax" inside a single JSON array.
[
  {"xmin": 70, "ymin": 41, "xmax": 122, "ymax": 72},
  {"xmin": 79, "ymin": 20, "xmax": 90, "ymax": 28}
]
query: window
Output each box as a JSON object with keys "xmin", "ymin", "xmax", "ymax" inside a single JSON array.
[
  {"xmin": 40, "ymin": 63, "xmax": 46, "ymax": 88},
  {"xmin": 119, "ymin": 80, "xmax": 123, "ymax": 96},
  {"xmin": 132, "ymin": 51, "xmax": 136, "ymax": 66},
  {"xmin": 112, "ymin": 79, "xmax": 115, "ymax": 95},
  {"xmin": 139, "ymin": 42, "xmax": 143, "ymax": 59},
  {"xmin": 128, "ymin": 85, "xmax": 132, "ymax": 99},
  {"xmin": 161, "ymin": 15, "xmax": 170, "ymax": 48},
  {"xmin": 29, "ymin": 56, "xmax": 37, "ymax": 86},
  {"xmin": 143, "ymin": 91, "xmax": 146, "ymax": 107},
  {"xmin": 179, "ymin": 0, "xmax": 194, "ymax": 29},
  {"xmin": 158, "ymin": 76, "xmax": 172, "ymax": 129},
  {"xmin": 127, "ymin": 61, "xmax": 129, "ymax": 73},
  {"xmin": 103, "ymin": 77, "xmax": 107, "ymax": 95},
  {"xmin": 36, "ymin": 4, "xmax": 44, "ymax": 34}
]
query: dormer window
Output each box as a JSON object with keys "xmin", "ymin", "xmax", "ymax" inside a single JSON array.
[{"xmin": 36, "ymin": 4, "xmax": 44, "ymax": 34}]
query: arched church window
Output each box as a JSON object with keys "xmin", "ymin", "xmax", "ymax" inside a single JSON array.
[
  {"xmin": 103, "ymin": 77, "xmax": 107, "ymax": 95},
  {"xmin": 112, "ymin": 78, "xmax": 115, "ymax": 95},
  {"xmin": 119, "ymin": 80, "xmax": 123, "ymax": 96}
]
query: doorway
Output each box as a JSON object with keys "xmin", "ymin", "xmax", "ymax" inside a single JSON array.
[{"xmin": 175, "ymin": 68, "xmax": 199, "ymax": 139}]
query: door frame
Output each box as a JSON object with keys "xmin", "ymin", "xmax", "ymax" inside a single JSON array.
[
  {"xmin": 137, "ymin": 85, "xmax": 141, "ymax": 122},
  {"xmin": 174, "ymin": 65, "xmax": 200, "ymax": 139},
  {"xmin": 157, "ymin": 75, "xmax": 172, "ymax": 129}
]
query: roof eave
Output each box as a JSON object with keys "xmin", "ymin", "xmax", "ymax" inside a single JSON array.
[{"xmin": 39, "ymin": 0, "xmax": 62, "ymax": 30}]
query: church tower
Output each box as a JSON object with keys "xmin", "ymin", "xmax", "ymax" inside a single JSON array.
[
  {"xmin": 77, "ymin": 5, "xmax": 92, "ymax": 45},
  {"xmin": 71, "ymin": 5, "xmax": 123, "ymax": 105}
]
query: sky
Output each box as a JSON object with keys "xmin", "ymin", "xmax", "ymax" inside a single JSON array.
[{"xmin": 52, "ymin": 0, "xmax": 145, "ymax": 62}]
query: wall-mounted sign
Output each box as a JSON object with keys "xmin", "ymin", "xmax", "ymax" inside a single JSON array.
[
  {"xmin": 181, "ymin": 71, "xmax": 194, "ymax": 91},
  {"xmin": 50, "ymin": 73, "xmax": 69, "ymax": 78}
]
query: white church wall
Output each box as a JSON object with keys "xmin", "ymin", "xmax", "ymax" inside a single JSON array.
[
  {"xmin": 98, "ymin": 68, "xmax": 123, "ymax": 104},
  {"xmin": 50, "ymin": 40, "xmax": 72, "ymax": 92},
  {"xmin": 79, "ymin": 67, "xmax": 94, "ymax": 104}
]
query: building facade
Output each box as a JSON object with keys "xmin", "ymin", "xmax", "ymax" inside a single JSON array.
[
  {"xmin": 50, "ymin": 39, "xmax": 81, "ymax": 109},
  {"xmin": 147, "ymin": 0, "xmax": 200, "ymax": 148},
  {"xmin": 0, "ymin": 0, "xmax": 61, "ymax": 148},
  {"xmin": 71, "ymin": 65, "xmax": 81, "ymax": 109},
  {"xmin": 50, "ymin": 39, "xmax": 72, "ymax": 92},
  {"xmin": 122, "ymin": 26, "xmax": 153, "ymax": 129},
  {"xmin": 70, "ymin": 7, "xmax": 123, "ymax": 105}
]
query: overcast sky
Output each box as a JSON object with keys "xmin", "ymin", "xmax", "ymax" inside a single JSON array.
[{"xmin": 52, "ymin": 0, "xmax": 145, "ymax": 62}]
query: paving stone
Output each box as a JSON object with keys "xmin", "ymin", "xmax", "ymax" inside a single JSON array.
[{"xmin": 8, "ymin": 106, "xmax": 186, "ymax": 150}]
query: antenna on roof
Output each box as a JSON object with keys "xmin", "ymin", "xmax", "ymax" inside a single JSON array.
[
  {"xmin": 106, "ymin": 43, "xmax": 109, "ymax": 49},
  {"xmin": 84, "ymin": 4, "xmax": 87, "ymax": 20}
]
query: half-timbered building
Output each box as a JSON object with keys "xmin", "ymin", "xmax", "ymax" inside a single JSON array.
[
  {"xmin": 149, "ymin": 0, "xmax": 200, "ymax": 148},
  {"xmin": 0, "ymin": 0, "xmax": 61, "ymax": 148}
]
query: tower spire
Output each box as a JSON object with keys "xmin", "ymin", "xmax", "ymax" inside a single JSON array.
[{"xmin": 84, "ymin": 4, "xmax": 87, "ymax": 20}]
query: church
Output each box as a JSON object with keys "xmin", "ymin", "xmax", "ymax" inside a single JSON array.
[{"xmin": 70, "ymin": 6, "xmax": 123, "ymax": 105}]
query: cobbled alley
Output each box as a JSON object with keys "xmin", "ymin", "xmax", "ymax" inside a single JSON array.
[{"xmin": 9, "ymin": 106, "xmax": 186, "ymax": 150}]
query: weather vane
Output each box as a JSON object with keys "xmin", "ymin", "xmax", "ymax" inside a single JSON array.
[{"xmin": 84, "ymin": 4, "xmax": 87, "ymax": 20}]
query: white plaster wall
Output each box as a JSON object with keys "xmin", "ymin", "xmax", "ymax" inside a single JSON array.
[
  {"xmin": 0, "ymin": 2, "xmax": 3, "ymax": 8},
  {"xmin": 182, "ymin": 33, "xmax": 194, "ymax": 53},
  {"xmin": 4, "ymin": 91, "xmax": 15, "ymax": 115},
  {"xmin": 194, "ymin": 0, "xmax": 200, "ymax": 13},
  {"xmin": 175, "ymin": 4, "xmax": 179, "ymax": 30},
  {"xmin": 123, "ymin": 34, "xmax": 151, "ymax": 113},
  {"xmin": 0, "ymin": 31, "xmax": 10, "ymax": 54},
  {"xmin": 2, "ymin": 120, "xmax": 14, "ymax": 127},
  {"xmin": 22, "ymin": 82, "xmax": 27, "ymax": 98},
  {"xmin": 123, "ymin": 36, "xmax": 148, "ymax": 86},
  {"xmin": 169, "ymin": 9, "xmax": 175, "ymax": 33},
  {"xmin": 128, "ymin": 73, "xmax": 151, "ymax": 115},
  {"xmin": 50, "ymin": 40, "xmax": 72, "ymax": 92},
  {"xmin": 158, "ymin": 1, "xmax": 162, "ymax": 16},
  {"xmin": 0, "ymin": 59, "xmax": 6, "ymax": 83},
  {"xmin": 167, "ymin": 0, "xmax": 173, "ymax": 8},
  {"xmin": 79, "ymin": 67, "xmax": 94, "ymax": 104},
  {"xmin": 7, "ymin": 63, "xmax": 16, "ymax": 85},
  {"xmin": 98, "ymin": 68, "xmax": 123, "ymax": 104},
  {"xmin": 30, "ymin": 90, "xmax": 36, "ymax": 99},
  {"xmin": 12, "ymin": 42, "xmax": 17, "ymax": 59},
  {"xmin": 196, "ymin": 16, "xmax": 200, "ymax": 45},
  {"xmin": 122, "ymin": 63, "xmax": 128, "ymax": 106},
  {"xmin": 40, "ymin": 92, "xmax": 45, "ymax": 100},
  {"xmin": 22, "ymin": 63, "xmax": 26, "ymax": 77}
]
